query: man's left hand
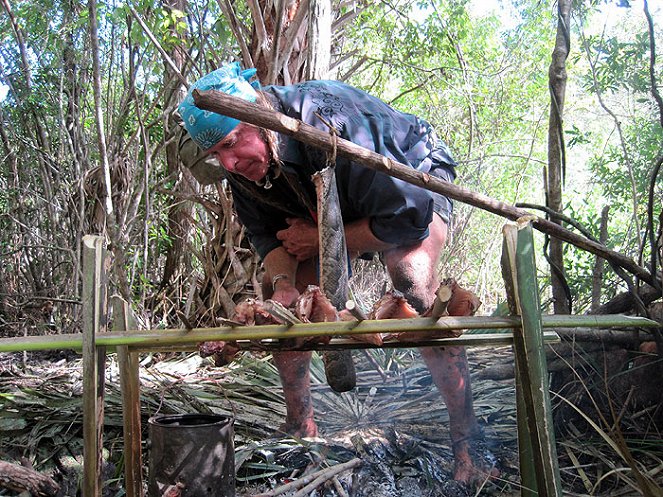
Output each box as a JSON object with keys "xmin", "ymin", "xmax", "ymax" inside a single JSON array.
[{"xmin": 276, "ymin": 218, "xmax": 319, "ymax": 261}]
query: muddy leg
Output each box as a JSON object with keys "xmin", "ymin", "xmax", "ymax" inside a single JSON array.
[
  {"xmin": 384, "ymin": 216, "xmax": 495, "ymax": 485},
  {"xmin": 263, "ymin": 261, "xmax": 319, "ymax": 437},
  {"xmin": 419, "ymin": 346, "xmax": 489, "ymax": 483},
  {"xmin": 272, "ymin": 351, "xmax": 318, "ymax": 438}
]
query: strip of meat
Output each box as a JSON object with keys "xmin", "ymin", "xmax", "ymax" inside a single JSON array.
[
  {"xmin": 381, "ymin": 281, "xmax": 481, "ymax": 342},
  {"xmin": 198, "ymin": 298, "xmax": 280, "ymax": 365}
]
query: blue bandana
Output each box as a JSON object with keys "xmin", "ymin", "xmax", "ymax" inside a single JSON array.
[{"xmin": 179, "ymin": 62, "xmax": 260, "ymax": 150}]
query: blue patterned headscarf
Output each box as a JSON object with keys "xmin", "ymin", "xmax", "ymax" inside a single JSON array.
[{"xmin": 179, "ymin": 62, "xmax": 261, "ymax": 150}]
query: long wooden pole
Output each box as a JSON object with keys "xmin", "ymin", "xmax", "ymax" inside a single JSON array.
[
  {"xmin": 0, "ymin": 314, "xmax": 657, "ymax": 353},
  {"xmin": 503, "ymin": 223, "xmax": 562, "ymax": 496},
  {"xmin": 82, "ymin": 235, "xmax": 107, "ymax": 497},
  {"xmin": 112, "ymin": 296, "xmax": 143, "ymax": 497},
  {"xmin": 192, "ymin": 89, "xmax": 656, "ymax": 287}
]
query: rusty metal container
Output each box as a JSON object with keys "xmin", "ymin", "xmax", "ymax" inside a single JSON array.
[{"xmin": 147, "ymin": 414, "xmax": 235, "ymax": 497}]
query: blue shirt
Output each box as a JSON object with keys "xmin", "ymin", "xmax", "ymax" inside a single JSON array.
[{"xmin": 224, "ymin": 80, "xmax": 457, "ymax": 259}]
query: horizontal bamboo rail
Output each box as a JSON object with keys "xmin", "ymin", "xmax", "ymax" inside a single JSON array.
[{"xmin": 0, "ymin": 314, "xmax": 657, "ymax": 353}]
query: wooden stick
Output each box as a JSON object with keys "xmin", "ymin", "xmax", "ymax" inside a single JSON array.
[
  {"xmin": 429, "ymin": 280, "xmax": 454, "ymax": 319},
  {"xmin": 113, "ymin": 296, "xmax": 143, "ymax": 497},
  {"xmin": 263, "ymin": 299, "xmax": 301, "ymax": 325},
  {"xmin": 332, "ymin": 476, "xmax": 349, "ymax": 497},
  {"xmin": 192, "ymin": 89, "xmax": 656, "ymax": 287},
  {"xmin": 361, "ymin": 350, "xmax": 389, "ymax": 382},
  {"xmin": 0, "ymin": 461, "xmax": 59, "ymax": 496},
  {"xmin": 345, "ymin": 299, "xmax": 367, "ymax": 320},
  {"xmin": 254, "ymin": 458, "xmax": 361, "ymax": 497},
  {"xmin": 82, "ymin": 235, "xmax": 107, "ymax": 497},
  {"xmin": 502, "ymin": 222, "xmax": 562, "ymax": 495},
  {"xmin": 0, "ymin": 315, "xmax": 658, "ymax": 353}
]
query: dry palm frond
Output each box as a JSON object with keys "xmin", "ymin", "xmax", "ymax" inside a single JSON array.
[{"xmin": 2, "ymin": 346, "xmax": 663, "ymax": 495}]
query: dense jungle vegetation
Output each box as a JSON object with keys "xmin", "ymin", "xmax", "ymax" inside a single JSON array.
[{"xmin": 0, "ymin": 0, "xmax": 662, "ymax": 495}]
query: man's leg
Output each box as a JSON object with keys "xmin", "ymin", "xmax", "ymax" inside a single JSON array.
[
  {"xmin": 419, "ymin": 346, "xmax": 483, "ymax": 483},
  {"xmin": 382, "ymin": 215, "xmax": 485, "ymax": 483},
  {"xmin": 271, "ymin": 351, "xmax": 318, "ymax": 437},
  {"xmin": 263, "ymin": 259, "xmax": 319, "ymax": 438}
]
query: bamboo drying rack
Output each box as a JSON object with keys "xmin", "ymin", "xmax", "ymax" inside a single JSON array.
[{"xmin": 0, "ymin": 221, "xmax": 659, "ymax": 497}]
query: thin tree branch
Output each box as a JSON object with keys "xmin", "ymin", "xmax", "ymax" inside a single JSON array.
[
  {"xmin": 88, "ymin": 0, "xmax": 132, "ymax": 299},
  {"xmin": 280, "ymin": 0, "xmax": 309, "ymax": 78},
  {"xmin": 580, "ymin": 31, "xmax": 642, "ymax": 247},
  {"xmin": 337, "ymin": 54, "xmax": 368, "ymax": 81},
  {"xmin": 643, "ymin": 0, "xmax": 663, "ymax": 292},
  {"xmin": 644, "ymin": 0, "xmax": 663, "ymax": 128},
  {"xmin": 516, "ymin": 203, "xmax": 596, "ymax": 241},
  {"xmin": 646, "ymin": 154, "xmax": 663, "ymax": 291},
  {"xmin": 547, "ymin": 0, "xmax": 572, "ymax": 314},
  {"xmin": 127, "ymin": 4, "xmax": 189, "ymax": 88},
  {"xmin": 88, "ymin": 0, "xmax": 114, "ymax": 218},
  {"xmin": 517, "ymin": 202, "xmax": 650, "ymax": 313},
  {"xmin": 592, "ymin": 206, "xmax": 610, "ymax": 312},
  {"xmin": 388, "ymin": 75, "xmax": 433, "ymax": 106},
  {"xmin": 332, "ymin": 2, "xmax": 368, "ymax": 32},
  {"xmin": 267, "ymin": 0, "xmax": 288, "ymax": 84},
  {"xmin": 247, "ymin": 0, "xmax": 270, "ymax": 59},
  {"xmin": 215, "ymin": 0, "xmax": 253, "ymax": 69}
]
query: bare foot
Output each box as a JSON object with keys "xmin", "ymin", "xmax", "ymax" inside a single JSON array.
[
  {"xmin": 452, "ymin": 435, "xmax": 500, "ymax": 487},
  {"xmin": 277, "ymin": 418, "xmax": 319, "ymax": 438}
]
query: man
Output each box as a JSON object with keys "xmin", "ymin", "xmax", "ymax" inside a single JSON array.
[{"xmin": 178, "ymin": 62, "xmax": 492, "ymax": 484}]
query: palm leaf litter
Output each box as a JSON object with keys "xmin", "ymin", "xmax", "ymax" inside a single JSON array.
[{"xmin": 0, "ymin": 346, "xmax": 662, "ymax": 496}]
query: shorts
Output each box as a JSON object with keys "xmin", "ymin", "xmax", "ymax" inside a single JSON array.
[{"xmin": 356, "ymin": 162, "xmax": 455, "ymax": 261}]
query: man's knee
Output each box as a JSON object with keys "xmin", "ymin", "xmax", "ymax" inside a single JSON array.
[{"xmin": 382, "ymin": 216, "xmax": 449, "ymax": 312}]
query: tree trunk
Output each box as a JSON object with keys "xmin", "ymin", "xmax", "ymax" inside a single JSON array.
[
  {"xmin": 591, "ymin": 206, "xmax": 610, "ymax": 312},
  {"xmin": 307, "ymin": 0, "xmax": 332, "ymax": 80},
  {"xmin": 160, "ymin": 0, "xmax": 194, "ymax": 291},
  {"xmin": 547, "ymin": 0, "xmax": 572, "ymax": 314},
  {"xmin": 247, "ymin": 0, "xmax": 309, "ymax": 84}
]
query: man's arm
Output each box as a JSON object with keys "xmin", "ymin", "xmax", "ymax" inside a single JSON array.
[
  {"xmin": 345, "ymin": 218, "xmax": 397, "ymax": 255},
  {"xmin": 263, "ymin": 246, "xmax": 300, "ymax": 306}
]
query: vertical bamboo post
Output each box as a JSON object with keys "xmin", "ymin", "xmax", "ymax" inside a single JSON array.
[
  {"xmin": 112, "ymin": 296, "xmax": 143, "ymax": 497},
  {"xmin": 82, "ymin": 235, "xmax": 108, "ymax": 497},
  {"xmin": 502, "ymin": 226, "xmax": 537, "ymax": 496},
  {"xmin": 502, "ymin": 222, "xmax": 562, "ymax": 497}
]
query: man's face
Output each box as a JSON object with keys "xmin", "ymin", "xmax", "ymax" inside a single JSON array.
[{"xmin": 207, "ymin": 123, "xmax": 270, "ymax": 182}]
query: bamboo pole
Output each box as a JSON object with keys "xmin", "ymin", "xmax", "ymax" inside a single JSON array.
[
  {"xmin": 502, "ymin": 222, "xmax": 562, "ymax": 497},
  {"xmin": 502, "ymin": 226, "xmax": 537, "ymax": 496},
  {"xmin": 1, "ymin": 314, "xmax": 658, "ymax": 353},
  {"xmin": 82, "ymin": 235, "xmax": 108, "ymax": 497},
  {"xmin": 112, "ymin": 296, "xmax": 143, "ymax": 497},
  {"xmin": 192, "ymin": 89, "xmax": 656, "ymax": 287}
]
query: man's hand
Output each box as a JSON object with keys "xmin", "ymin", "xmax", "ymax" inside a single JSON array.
[
  {"xmin": 272, "ymin": 282, "xmax": 300, "ymax": 308},
  {"xmin": 276, "ymin": 218, "xmax": 319, "ymax": 261}
]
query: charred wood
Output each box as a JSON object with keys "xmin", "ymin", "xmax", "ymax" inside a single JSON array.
[{"xmin": 254, "ymin": 458, "xmax": 361, "ymax": 497}]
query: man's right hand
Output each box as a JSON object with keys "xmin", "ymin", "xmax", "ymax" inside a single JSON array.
[
  {"xmin": 276, "ymin": 218, "xmax": 319, "ymax": 261},
  {"xmin": 272, "ymin": 277, "xmax": 299, "ymax": 307}
]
